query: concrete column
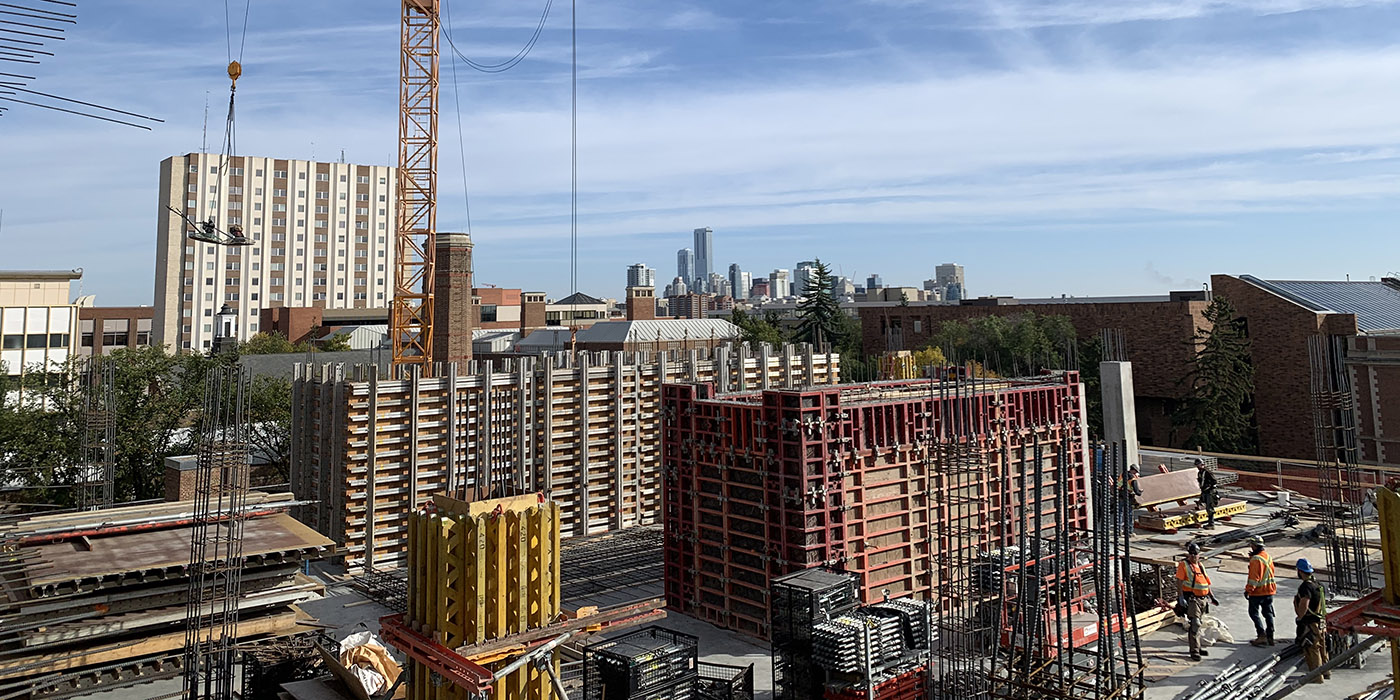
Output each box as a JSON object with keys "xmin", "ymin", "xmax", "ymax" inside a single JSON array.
[
  {"xmin": 432, "ymin": 232, "xmax": 474, "ymax": 366},
  {"xmin": 1100, "ymin": 361, "xmax": 1140, "ymax": 470}
]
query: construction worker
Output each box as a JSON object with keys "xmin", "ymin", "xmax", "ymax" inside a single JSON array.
[
  {"xmin": 1120, "ymin": 464, "xmax": 1143, "ymax": 533},
  {"xmin": 1244, "ymin": 535, "xmax": 1277, "ymax": 646},
  {"xmin": 1176, "ymin": 541, "xmax": 1219, "ymax": 661},
  {"xmin": 1195, "ymin": 458, "xmax": 1219, "ymax": 530},
  {"xmin": 1293, "ymin": 559, "xmax": 1330, "ymax": 681}
]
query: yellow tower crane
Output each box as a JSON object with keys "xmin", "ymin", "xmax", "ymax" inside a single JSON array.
[{"xmin": 391, "ymin": 0, "xmax": 440, "ymax": 370}]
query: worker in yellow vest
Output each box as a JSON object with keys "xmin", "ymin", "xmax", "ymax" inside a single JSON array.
[
  {"xmin": 1176, "ymin": 541, "xmax": 1219, "ymax": 661},
  {"xmin": 1244, "ymin": 535, "xmax": 1277, "ymax": 647}
]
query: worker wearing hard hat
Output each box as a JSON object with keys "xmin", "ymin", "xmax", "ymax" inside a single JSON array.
[
  {"xmin": 1294, "ymin": 559, "xmax": 1330, "ymax": 682},
  {"xmin": 1244, "ymin": 535, "xmax": 1277, "ymax": 647},
  {"xmin": 1195, "ymin": 458, "xmax": 1219, "ymax": 530},
  {"xmin": 1176, "ymin": 541, "xmax": 1219, "ymax": 661}
]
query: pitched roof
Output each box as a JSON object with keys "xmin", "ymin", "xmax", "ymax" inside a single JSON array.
[
  {"xmin": 553, "ymin": 292, "xmax": 606, "ymax": 306},
  {"xmin": 1243, "ymin": 276, "xmax": 1400, "ymax": 333}
]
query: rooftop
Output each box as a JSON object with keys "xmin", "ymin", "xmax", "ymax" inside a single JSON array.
[
  {"xmin": 578, "ymin": 318, "xmax": 741, "ymax": 344},
  {"xmin": 1243, "ymin": 276, "xmax": 1400, "ymax": 333},
  {"xmin": 0, "ymin": 269, "xmax": 82, "ymax": 281}
]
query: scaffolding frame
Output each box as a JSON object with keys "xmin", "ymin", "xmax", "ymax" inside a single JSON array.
[
  {"xmin": 182, "ymin": 365, "xmax": 252, "ymax": 700},
  {"xmin": 1308, "ymin": 334, "xmax": 1375, "ymax": 596}
]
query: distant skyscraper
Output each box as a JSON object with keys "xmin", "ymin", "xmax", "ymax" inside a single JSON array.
[
  {"xmin": 739, "ymin": 272, "xmax": 752, "ymax": 301},
  {"xmin": 769, "ymin": 269, "xmax": 791, "ymax": 299},
  {"xmin": 946, "ymin": 282, "xmax": 964, "ymax": 302},
  {"xmin": 727, "ymin": 264, "xmax": 742, "ymax": 300},
  {"xmin": 666, "ymin": 276, "xmax": 688, "ymax": 298},
  {"xmin": 709, "ymin": 272, "xmax": 732, "ymax": 298},
  {"xmin": 693, "ymin": 227, "xmax": 713, "ymax": 289},
  {"xmin": 750, "ymin": 278, "xmax": 770, "ymax": 299},
  {"xmin": 866, "ymin": 274, "xmax": 884, "ymax": 291},
  {"xmin": 677, "ymin": 248, "xmax": 694, "ymax": 288},
  {"xmin": 936, "ymin": 263, "xmax": 965, "ymax": 298},
  {"xmin": 831, "ymin": 276, "xmax": 855, "ymax": 299},
  {"xmin": 627, "ymin": 262, "xmax": 655, "ymax": 289},
  {"xmin": 794, "ymin": 261, "xmax": 819, "ymax": 297}
]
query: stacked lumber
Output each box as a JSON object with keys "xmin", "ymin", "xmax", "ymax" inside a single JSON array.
[{"xmin": 0, "ymin": 498, "xmax": 331, "ymax": 700}]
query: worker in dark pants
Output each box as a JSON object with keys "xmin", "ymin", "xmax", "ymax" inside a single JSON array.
[
  {"xmin": 1294, "ymin": 558, "xmax": 1330, "ymax": 682},
  {"xmin": 1120, "ymin": 464, "xmax": 1143, "ymax": 534},
  {"xmin": 1195, "ymin": 458, "xmax": 1218, "ymax": 530},
  {"xmin": 1176, "ymin": 541, "xmax": 1219, "ymax": 661},
  {"xmin": 1244, "ymin": 535, "xmax": 1276, "ymax": 646}
]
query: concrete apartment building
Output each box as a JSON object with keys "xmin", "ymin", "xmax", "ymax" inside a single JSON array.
[
  {"xmin": 153, "ymin": 153, "xmax": 396, "ymax": 352},
  {"xmin": 0, "ymin": 270, "xmax": 81, "ymax": 381}
]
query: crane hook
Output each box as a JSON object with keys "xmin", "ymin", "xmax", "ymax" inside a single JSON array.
[{"xmin": 227, "ymin": 61, "xmax": 242, "ymax": 88}]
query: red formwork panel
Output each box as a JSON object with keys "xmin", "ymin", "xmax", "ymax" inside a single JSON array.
[
  {"xmin": 663, "ymin": 374, "xmax": 1091, "ymax": 640},
  {"xmin": 823, "ymin": 666, "xmax": 928, "ymax": 700}
]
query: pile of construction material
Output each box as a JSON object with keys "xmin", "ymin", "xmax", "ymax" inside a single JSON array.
[
  {"xmin": 771, "ymin": 568, "xmax": 935, "ymax": 700},
  {"xmin": 583, "ymin": 626, "xmax": 699, "ymax": 700},
  {"xmin": 0, "ymin": 493, "xmax": 330, "ymax": 700}
]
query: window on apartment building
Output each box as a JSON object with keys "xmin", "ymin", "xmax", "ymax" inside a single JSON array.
[
  {"xmin": 49, "ymin": 333, "xmax": 71, "ymax": 348},
  {"xmin": 255, "ymin": 187, "xmax": 263, "ymax": 195},
  {"xmin": 336, "ymin": 292, "xmax": 344, "ymax": 300},
  {"xmin": 377, "ymin": 292, "xmax": 385, "ymax": 300},
  {"xmin": 229, "ymin": 186, "xmax": 242, "ymax": 195},
  {"xmin": 339, "ymin": 193, "xmax": 347, "ymax": 200},
  {"xmin": 251, "ymin": 263, "xmax": 260, "ymax": 271},
  {"xmin": 272, "ymin": 218, "xmax": 286, "ymax": 226},
  {"xmin": 205, "ymin": 262, "xmax": 215, "ymax": 270},
  {"xmin": 253, "ymin": 203, "xmax": 262, "ymax": 211},
  {"xmin": 271, "ymin": 293, "xmax": 284, "ymax": 302},
  {"xmin": 296, "ymin": 233, "xmax": 305, "ymax": 241},
  {"xmin": 336, "ymin": 263, "xmax": 345, "ymax": 271},
  {"xmin": 272, "ymin": 277, "xmax": 284, "ymax": 286},
  {"xmin": 379, "ymin": 177, "xmax": 387, "ymax": 184},
  {"xmin": 273, "ymin": 188, "xmax": 287, "ymax": 197},
  {"xmin": 297, "ymin": 204, "xmax": 305, "ymax": 213},
  {"xmin": 189, "ymin": 164, "xmax": 198, "ymax": 173},
  {"xmin": 136, "ymin": 329, "xmax": 151, "ymax": 345},
  {"xmin": 313, "ymin": 292, "xmax": 326, "ymax": 301},
  {"xmin": 314, "ymin": 234, "xmax": 327, "ymax": 243},
  {"xmin": 378, "ymin": 223, "xmax": 386, "ymax": 230},
  {"xmin": 228, "ymin": 202, "xmax": 242, "ymax": 211},
  {"xmin": 295, "ymin": 293, "xmax": 303, "ymax": 301},
  {"xmin": 227, "ymin": 216, "xmax": 241, "ymax": 225},
  {"xmin": 252, "ymin": 247, "xmax": 260, "ymax": 255},
  {"xmin": 230, "ymin": 167, "xmax": 243, "ymax": 176},
  {"xmin": 297, "ymin": 219, "xmax": 306, "ymax": 228},
  {"xmin": 272, "ymin": 248, "xmax": 285, "ymax": 256},
  {"xmin": 184, "ymin": 277, "xmax": 193, "ymax": 286},
  {"xmin": 317, "ymin": 173, "xmax": 329, "ymax": 181},
  {"xmin": 225, "ymin": 278, "xmax": 238, "ymax": 286},
  {"xmin": 270, "ymin": 262, "xmax": 284, "ymax": 271},
  {"xmin": 203, "ymin": 324, "xmax": 212, "ymax": 333},
  {"xmin": 339, "ymin": 222, "xmax": 347, "ymax": 229},
  {"xmin": 255, "ymin": 169, "xmax": 263, "ymax": 177},
  {"xmin": 205, "ymin": 293, "xmax": 214, "ymax": 301},
  {"xmin": 254, "ymin": 217, "xmax": 262, "ymax": 225},
  {"xmin": 184, "ymin": 261, "xmax": 195, "ymax": 270},
  {"xmin": 313, "ymin": 263, "xmax": 327, "ymax": 272},
  {"xmin": 354, "ymin": 292, "xmax": 367, "ymax": 301},
  {"xmin": 339, "ymin": 174, "xmax": 347, "ymax": 182},
  {"xmin": 187, "ymin": 184, "xmax": 197, "ymax": 193},
  {"xmin": 355, "ymin": 264, "xmax": 367, "ymax": 272},
  {"xmin": 315, "ymin": 205, "xmax": 328, "ymax": 214},
  {"xmin": 377, "ymin": 251, "xmax": 385, "ymax": 258},
  {"xmin": 378, "ymin": 209, "xmax": 386, "ymax": 216},
  {"xmin": 355, "ymin": 235, "xmax": 368, "ymax": 244},
  {"xmin": 272, "ymin": 203, "xmax": 286, "ymax": 212},
  {"xmin": 338, "ymin": 235, "xmax": 346, "ymax": 243},
  {"xmin": 80, "ymin": 329, "xmax": 95, "ymax": 347},
  {"xmin": 225, "ymin": 261, "xmax": 240, "ymax": 271},
  {"xmin": 187, "ymin": 199, "xmax": 197, "ymax": 208},
  {"xmin": 210, "ymin": 166, "xmax": 218, "ymax": 174},
  {"xmin": 355, "ymin": 222, "xmax": 368, "ymax": 230},
  {"xmin": 315, "ymin": 192, "xmax": 328, "ymax": 200},
  {"xmin": 203, "ymin": 340, "xmax": 211, "ymax": 349},
  {"xmin": 355, "ymin": 277, "xmax": 366, "ymax": 286},
  {"xmin": 271, "ymin": 233, "xmax": 285, "ymax": 242},
  {"xmin": 376, "ymin": 278, "xmax": 385, "ymax": 286},
  {"xmin": 205, "ymin": 277, "xmax": 214, "ymax": 285},
  {"xmin": 338, "ymin": 206, "xmax": 347, "ymax": 215},
  {"xmin": 377, "ymin": 264, "xmax": 385, "ymax": 271},
  {"xmin": 250, "ymin": 293, "xmax": 259, "ymax": 302},
  {"xmin": 225, "ymin": 293, "xmax": 240, "ymax": 301},
  {"xmin": 273, "ymin": 170, "xmax": 288, "ymax": 178},
  {"xmin": 182, "ymin": 309, "xmax": 193, "ymax": 318},
  {"xmin": 182, "ymin": 340, "xmax": 191, "ymax": 349},
  {"xmin": 356, "ymin": 194, "xmax": 369, "ymax": 202},
  {"xmin": 314, "ymin": 277, "xmax": 326, "ymax": 286},
  {"xmin": 101, "ymin": 330, "xmax": 125, "ymax": 347},
  {"xmin": 296, "ymin": 247, "xmax": 304, "ymax": 255},
  {"xmin": 25, "ymin": 334, "xmax": 45, "ymax": 349},
  {"xmin": 251, "ymin": 279, "xmax": 259, "ymax": 286},
  {"xmin": 204, "ymin": 309, "xmax": 212, "ymax": 317},
  {"xmin": 208, "ymin": 200, "xmax": 217, "ymax": 208},
  {"xmin": 298, "ymin": 190, "xmax": 306, "ymax": 198},
  {"xmin": 185, "ymin": 245, "xmax": 195, "ymax": 254},
  {"xmin": 295, "ymin": 263, "xmax": 304, "ymax": 272},
  {"xmin": 481, "ymin": 305, "xmax": 498, "ymax": 323},
  {"xmin": 298, "ymin": 173, "xmax": 306, "ymax": 180},
  {"xmin": 206, "ymin": 246, "xmax": 215, "ymax": 254},
  {"xmin": 183, "ymin": 293, "xmax": 193, "ymax": 302},
  {"xmin": 358, "ymin": 176, "xmax": 369, "ymax": 184},
  {"xmin": 315, "ymin": 248, "xmax": 326, "ymax": 257}
]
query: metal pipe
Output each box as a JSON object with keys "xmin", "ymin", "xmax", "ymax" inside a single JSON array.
[{"xmin": 1262, "ymin": 633, "xmax": 1385, "ymax": 700}]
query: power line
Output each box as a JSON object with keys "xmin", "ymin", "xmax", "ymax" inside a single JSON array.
[
  {"xmin": 442, "ymin": 0, "xmax": 473, "ymax": 237},
  {"xmin": 0, "ymin": 95, "xmax": 151, "ymax": 129},
  {"xmin": 441, "ymin": 0, "xmax": 553, "ymax": 74}
]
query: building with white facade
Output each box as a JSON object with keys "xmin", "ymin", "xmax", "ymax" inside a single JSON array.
[
  {"xmin": 153, "ymin": 153, "xmax": 396, "ymax": 352},
  {"xmin": 769, "ymin": 269, "xmax": 791, "ymax": 299},
  {"xmin": 1, "ymin": 270, "xmax": 80, "ymax": 384},
  {"xmin": 626, "ymin": 262, "xmax": 655, "ymax": 289}
]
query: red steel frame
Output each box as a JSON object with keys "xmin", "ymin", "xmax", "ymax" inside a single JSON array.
[{"xmin": 662, "ymin": 374, "xmax": 1092, "ymax": 639}]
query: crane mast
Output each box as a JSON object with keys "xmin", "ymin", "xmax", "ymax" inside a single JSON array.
[{"xmin": 392, "ymin": 0, "xmax": 441, "ymax": 370}]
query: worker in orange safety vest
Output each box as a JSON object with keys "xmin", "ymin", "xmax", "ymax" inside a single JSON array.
[
  {"xmin": 1176, "ymin": 541, "xmax": 1219, "ymax": 661},
  {"xmin": 1244, "ymin": 535, "xmax": 1277, "ymax": 647}
]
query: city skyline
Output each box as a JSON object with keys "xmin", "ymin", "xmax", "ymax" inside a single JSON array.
[{"xmin": 5, "ymin": 2, "xmax": 1400, "ymax": 307}]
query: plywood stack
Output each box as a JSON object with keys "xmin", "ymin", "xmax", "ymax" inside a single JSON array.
[
  {"xmin": 292, "ymin": 344, "xmax": 839, "ymax": 572},
  {"xmin": 0, "ymin": 495, "xmax": 330, "ymax": 700}
]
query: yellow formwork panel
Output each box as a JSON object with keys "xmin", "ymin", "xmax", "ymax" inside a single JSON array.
[
  {"xmin": 1379, "ymin": 486, "xmax": 1400, "ymax": 691},
  {"xmin": 407, "ymin": 494, "xmax": 562, "ymax": 700}
]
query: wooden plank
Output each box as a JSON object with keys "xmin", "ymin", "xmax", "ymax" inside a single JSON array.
[
  {"xmin": 0, "ymin": 609, "xmax": 300, "ymax": 677},
  {"xmin": 1136, "ymin": 469, "xmax": 1202, "ymax": 507}
]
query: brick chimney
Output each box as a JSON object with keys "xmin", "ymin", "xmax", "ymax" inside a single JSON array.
[
  {"xmin": 432, "ymin": 232, "xmax": 474, "ymax": 366},
  {"xmin": 625, "ymin": 286, "xmax": 656, "ymax": 321},
  {"xmin": 520, "ymin": 292, "xmax": 547, "ymax": 335}
]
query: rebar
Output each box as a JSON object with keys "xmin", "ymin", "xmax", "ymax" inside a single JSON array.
[
  {"xmin": 75, "ymin": 356, "xmax": 115, "ymax": 511},
  {"xmin": 182, "ymin": 364, "xmax": 252, "ymax": 700},
  {"xmin": 1307, "ymin": 334, "xmax": 1374, "ymax": 596}
]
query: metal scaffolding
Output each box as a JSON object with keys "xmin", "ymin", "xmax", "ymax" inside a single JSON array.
[
  {"xmin": 182, "ymin": 365, "xmax": 252, "ymax": 700},
  {"xmin": 1308, "ymin": 334, "xmax": 1375, "ymax": 596},
  {"xmin": 75, "ymin": 357, "xmax": 116, "ymax": 511}
]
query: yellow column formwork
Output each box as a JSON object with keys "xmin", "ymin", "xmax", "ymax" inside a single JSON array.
[
  {"xmin": 406, "ymin": 494, "xmax": 562, "ymax": 700},
  {"xmin": 1378, "ymin": 486, "xmax": 1400, "ymax": 692}
]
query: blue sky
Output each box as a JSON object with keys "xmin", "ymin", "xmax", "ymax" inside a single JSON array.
[{"xmin": 2, "ymin": 0, "xmax": 1400, "ymax": 305}]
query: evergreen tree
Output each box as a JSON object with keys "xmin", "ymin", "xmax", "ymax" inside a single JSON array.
[
  {"xmin": 1173, "ymin": 295, "xmax": 1257, "ymax": 453},
  {"xmin": 795, "ymin": 259, "xmax": 846, "ymax": 351},
  {"xmin": 730, "ymin": 309, "xmax": 787, "ymax": 349}
]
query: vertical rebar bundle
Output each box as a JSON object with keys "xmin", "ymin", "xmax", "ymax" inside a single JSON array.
[
  {"xmin": 182, "ymin": 365, "xmax": 252, "ymax": 700},
  {"xmin": 75, "ymin": 357, "xmax": 116, "ymax": 511},
  {"xmin": 1307, "ymin": 334, "xmax": 1374, "ymax": 596}
]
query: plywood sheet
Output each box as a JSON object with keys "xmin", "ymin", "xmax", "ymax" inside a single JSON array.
[
  {"xmin": 25, "ymin": 513, "xmax": 331, "ymax": 588},
  {"xmin": 1137, "ymin": 469, "xmax": 1201, "ymax": 507}
]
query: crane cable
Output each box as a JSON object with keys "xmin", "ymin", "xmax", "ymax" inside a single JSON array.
[
  {"xmin": 441, "ymin": 0, "xmax": 553, "ymax": 74},
  {"xmin": 214, "ymin": 1, "xmax": 252, "ymax": 231},
  {"xmin": 443, "ymin": 0, "xmax": 473, "ymax": 237}
]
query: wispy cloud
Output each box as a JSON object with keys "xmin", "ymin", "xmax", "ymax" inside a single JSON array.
[{"xmin": 898, "ymin": 0, "xmax": 1400, "ymax": 27}]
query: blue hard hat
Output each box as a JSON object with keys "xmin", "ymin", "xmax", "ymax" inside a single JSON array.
[{"xmin": 1296, "ymin": 558, "xmax": 1314, "ymax": 574}]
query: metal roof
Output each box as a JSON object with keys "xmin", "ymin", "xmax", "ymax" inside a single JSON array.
[
  {"xmin": 553, "ymin": 292, "xmax": 606, "ymax": 306},
  {"xmin": 577, "ymin": 319, "xmax": 741, "ymax": 344},
  {"xmin": 1249, "ymin": 277, "xmax": 1400, "ymax": 333}
]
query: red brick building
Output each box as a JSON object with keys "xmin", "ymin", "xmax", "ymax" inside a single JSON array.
[
  {"xmin": 859, "ymin": 294, "xmax": 1209, "ymax": 446},
  {"xmin": 1215, "ymin": 274, "xmax": 1400, "ymax": 464},
  {"xmin": 78, "ymin": 306, "xmax": 153, "ymax": 357}
]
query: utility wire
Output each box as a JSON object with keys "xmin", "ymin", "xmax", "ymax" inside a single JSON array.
[
  {"xmin": 442, "ymin": 0, "xmax": 473, "ymax": 237},
  {"xmin": 441, "ymin": 0, "xmax": 553, "ymax": 74}
]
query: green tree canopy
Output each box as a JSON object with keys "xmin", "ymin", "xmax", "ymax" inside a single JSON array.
[{"xmin": 1172, "ymin": 295, "xmax": 1256, "ymax": 453}]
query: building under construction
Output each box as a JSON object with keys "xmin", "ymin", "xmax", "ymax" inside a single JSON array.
[{"xmin": 290, "ymin": 344, "xmax": 838, "ymax": 572}]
